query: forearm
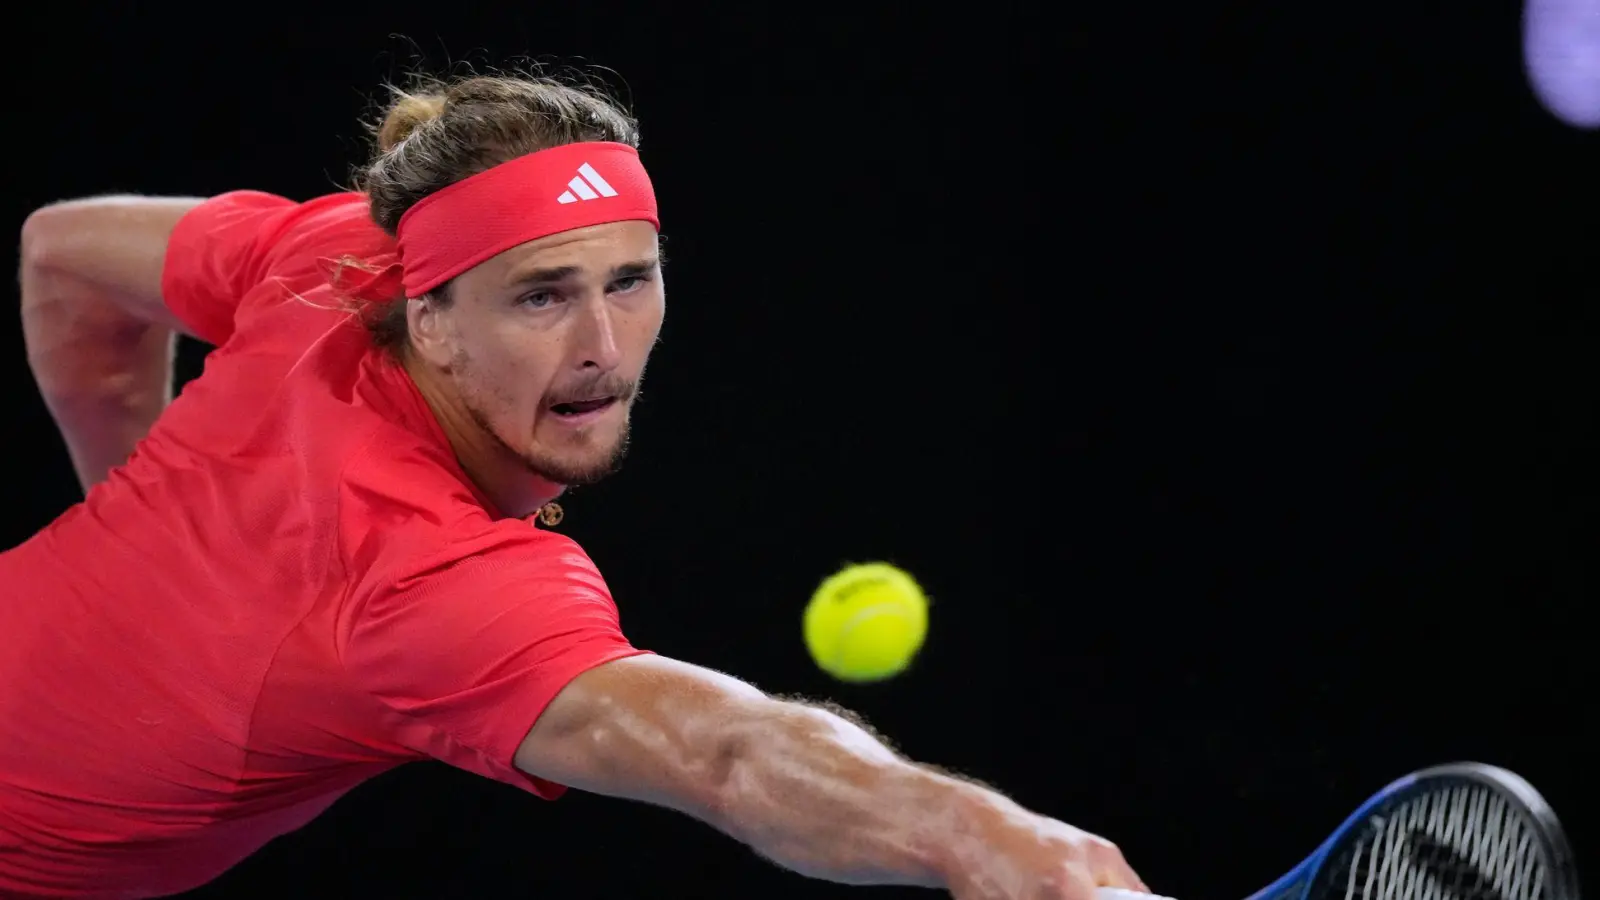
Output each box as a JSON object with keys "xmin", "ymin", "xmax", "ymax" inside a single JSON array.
[
  {"xmin": 519, "ymin": 657, "xmax": 1037, "ymax": 889},
  {"xmin": 21, "ymin": 260, "xmax": 176, "ymax": 491},
  {"xmin": 704, "ymin": 700, "xmax": 1016, "ymax": 887}
]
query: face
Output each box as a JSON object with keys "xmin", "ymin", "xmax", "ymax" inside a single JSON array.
[{"xmin": 409, "ymin": 220, "xmax": 665, "ymax": 488}]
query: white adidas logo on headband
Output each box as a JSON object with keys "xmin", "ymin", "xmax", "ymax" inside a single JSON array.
[{"xmin": 556, "ymin": 163, "xmax": 619, "ymax": 204}]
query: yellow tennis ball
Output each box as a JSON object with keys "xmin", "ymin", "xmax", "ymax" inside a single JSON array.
[{"xmin": 804, "ymin": 562, "xmax": 929, "ymax": 683}]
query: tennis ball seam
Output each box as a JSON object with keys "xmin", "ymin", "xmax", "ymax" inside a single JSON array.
[{"xmin": 829, "ymin": 602, "xmax": 923, "ymax": 676}]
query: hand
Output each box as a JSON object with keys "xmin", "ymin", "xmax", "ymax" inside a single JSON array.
[{"xmin": 944, "ymin": 811, "xmax": 1149, "ymax": 900}]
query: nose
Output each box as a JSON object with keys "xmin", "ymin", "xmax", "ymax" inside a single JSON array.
[{"xmin": 572, "ymin": 296, "xmax": 623, "ymax": 372}]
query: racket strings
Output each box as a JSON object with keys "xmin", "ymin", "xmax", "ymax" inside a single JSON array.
[{"xmin": 1331, "ymin": 784, "xmax": 1547, "ymax": 900}]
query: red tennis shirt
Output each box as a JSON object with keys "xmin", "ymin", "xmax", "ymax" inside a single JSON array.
[{"xmin": 0, "ymin": 191, "xmax": 651, "ymax": 897}]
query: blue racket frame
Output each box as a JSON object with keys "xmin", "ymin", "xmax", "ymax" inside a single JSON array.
[{"xmin": 1243, "ymin": 762, "xmax": 1578, "ymax": 900}]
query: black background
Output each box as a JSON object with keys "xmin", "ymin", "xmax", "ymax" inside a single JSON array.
[{"xmin": 7, "ymin": 2, "xmax": 1594, "ymax": 898}]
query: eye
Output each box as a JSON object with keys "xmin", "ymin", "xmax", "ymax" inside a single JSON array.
[
  {"xmin": 517, "ymin": 291, "xmax": 559, "ymax": 309},
  {"xmin": 610, "ymin": 274, "xmax": 652, "ymax": 294}
]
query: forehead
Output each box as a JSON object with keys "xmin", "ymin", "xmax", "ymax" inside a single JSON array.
[{"xmin": 494, "ymin": 220, "xmax": 660, "ymax": 285}]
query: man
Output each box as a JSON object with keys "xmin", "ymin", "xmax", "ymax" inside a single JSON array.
[{"xmin": 3, "ymin": 73, "xmax": 1150, "ymax": 899}]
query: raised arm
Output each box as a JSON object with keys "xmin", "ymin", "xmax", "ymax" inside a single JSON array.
[
  {"xmin": 515, "ymin": 654, "xmax": 1148, "ymax": 898},
  {"xmin": 19, "ymin": 196, "xmax": 202, "ymax": 492}
]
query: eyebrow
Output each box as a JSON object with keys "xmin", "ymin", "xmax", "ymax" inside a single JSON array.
[{"xmin": 506, "ymin": 257, "xmax": 660, "ymax": 288}]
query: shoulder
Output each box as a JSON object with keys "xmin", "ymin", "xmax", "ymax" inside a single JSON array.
[
  {"xmin": 260, "ymin": 192, "xmax": 389, "ymax": 259},
  {"xmin": 170, "ymin": 190, "xmax": 390, "ymax": 278},
  {"xmin": 177, "ymin": 190, "xmax": 372, "ymax": 235}
]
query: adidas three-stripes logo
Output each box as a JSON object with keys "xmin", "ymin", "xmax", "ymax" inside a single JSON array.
[{"xmin": 556, "ymin": 164, "xmax": 619, "ymax": 204}]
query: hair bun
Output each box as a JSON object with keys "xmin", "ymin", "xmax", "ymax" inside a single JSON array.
[{"xmin": 376, "ymin": 91, "xmax": 446, "ymax": 152}]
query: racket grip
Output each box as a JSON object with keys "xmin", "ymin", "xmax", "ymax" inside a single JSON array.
[{"xmin": 1096, "ymin": 890, "xmax": 1178, "ymax": 900}]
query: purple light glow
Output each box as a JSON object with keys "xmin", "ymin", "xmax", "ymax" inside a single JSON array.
[{"xmin": 1524, "ymin": 0, "xmax": 1600, "ymax": 128}]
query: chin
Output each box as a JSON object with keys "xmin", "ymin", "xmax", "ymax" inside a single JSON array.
[
  {"xmin": 524, "ymin": 414, "xmax": 632, "ymax": 486},
  {"xmin": 525, "ymin": 442, "xmax": 629, "ymax": 487},
  {"xmin": 528, "ymin": 459, "xmax": 621, "ymax": 488}
]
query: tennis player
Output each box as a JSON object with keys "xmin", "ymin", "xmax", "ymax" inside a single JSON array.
[{"xmin": 3, "ymin": 73, "xmax": 1148, "ymax": 899}]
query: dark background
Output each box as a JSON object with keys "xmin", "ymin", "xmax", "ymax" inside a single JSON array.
[{"xmin": 7, "ymin": 2, "xmax": 1594, "ymax": 898}]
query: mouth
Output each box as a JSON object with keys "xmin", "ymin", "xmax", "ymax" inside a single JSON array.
[{"xmin": 548, "ymin": 396, "xmax": 619, "ymax": 421}]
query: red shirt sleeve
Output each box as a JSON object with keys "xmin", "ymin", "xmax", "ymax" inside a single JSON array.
[
  {"xmin": 161, "ymin": 190, "xmax": 386, "ymax": 347},
  {"xmin": 336, "ymin": 439, "xmax": 650, "ymax": 798},
  {"xmin": 161, "ymin": 191, "xmax": 300, "ymax": 346}
]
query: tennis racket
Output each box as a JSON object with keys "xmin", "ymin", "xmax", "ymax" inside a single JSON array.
[{"xmin": 1096, "ymin": 761, "xmax": 1579, "ymax": 900}]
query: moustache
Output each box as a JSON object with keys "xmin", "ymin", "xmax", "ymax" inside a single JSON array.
[{"xmin": 545, "ymin": 374, "xmax": 639, "ymax": 407}]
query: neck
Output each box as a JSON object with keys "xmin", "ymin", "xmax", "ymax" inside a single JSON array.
[{"xmin": 401, "ymin": 353, "xmax": 564, "ymax": 520}]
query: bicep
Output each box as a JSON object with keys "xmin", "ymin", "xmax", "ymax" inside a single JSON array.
[
  {"xmin": 21, "ymin": 196, "xmax": 204, "ymax": 334},
  {"xmin": 514, "ymin": 654, "xmax": 769, "ymax": 811}
]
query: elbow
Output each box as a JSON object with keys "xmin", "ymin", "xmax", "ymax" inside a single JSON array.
[
  {"xmin": 18, "ymin": 204, "xmax": 88, "ymax": 335},
  {"xmin": 702, "ymin": 722, "xmax": 754, "ymax": 817},
  {"xmin": 19, "ymin": 195, "xmax": 148, "ymax": 277},
  {"xmin": 20, "ymin": 201, "xmax": 80, "ymax": 274},
  {"xmin": 20, "ymin": 205, "xmax": 57, "ymax": 275},
  {"xmin": 695, "ymin": 696, "xmax": 781, "ymax": 822}
]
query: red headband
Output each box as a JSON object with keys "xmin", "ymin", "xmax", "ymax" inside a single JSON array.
[{"xmin": 394, "ymin": 142, "xmax": 660, "ymax": 297}]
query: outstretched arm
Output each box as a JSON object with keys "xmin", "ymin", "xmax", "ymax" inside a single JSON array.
[
  {"xmin": 19, "ymin": 196, "xmax": 202, "ymax": 492},
  {"xmin": 516, "ymin": 654, "xmax": 1147, "ymax": 897}
]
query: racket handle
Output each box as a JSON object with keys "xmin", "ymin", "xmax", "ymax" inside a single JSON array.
[{"xmin": 1096, "ymin": 890, "xmax": 1179, "ymax": 900}]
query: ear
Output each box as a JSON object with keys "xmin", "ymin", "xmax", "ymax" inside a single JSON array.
[{"xmin": 405, "ymin": 293, "xmax": 456, "ymax": 368}]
